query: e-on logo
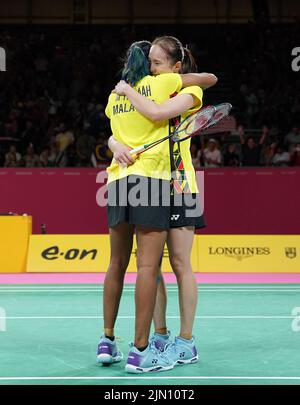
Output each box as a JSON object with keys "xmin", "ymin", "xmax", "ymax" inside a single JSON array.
[{"xmin": 41, "ymin": 246, "xmax": 97, "ymax": 260}]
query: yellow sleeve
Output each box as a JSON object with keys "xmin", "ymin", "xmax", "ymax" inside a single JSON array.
[
  {"xmin": 154, "ymin": 73, "xmax": 182, "ymax": 95},
  {"xmin": 179, "ymin": 86, "xmax": 203, "ymax": 114}
]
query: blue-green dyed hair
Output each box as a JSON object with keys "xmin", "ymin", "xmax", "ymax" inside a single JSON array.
[{"xmin": 122, "ymin": 41, "xmax": 151, "ymax": 86}]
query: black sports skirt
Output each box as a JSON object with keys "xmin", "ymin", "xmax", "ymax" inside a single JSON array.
[{"xmin": 107, "ymin": 175, "xmax": 206, "ymax": 230}]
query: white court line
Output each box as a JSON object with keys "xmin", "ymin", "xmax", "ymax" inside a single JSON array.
[
  {"xmin": 0, "ymin": 315, "xmax": 295, "ymax": 320},
  {"xmin": 0, "ymin": 376, "xmax": 300, "ymax": 381},
  {"xmin": 0, "ymin": 288, "xmax": 300, "ymax": 293},
  {"xmin": 0, "ymin": 285, "xmax": 299, "ymax": 289},
  {"xmin": 0, "ymin": 284, "xmax": 299, "ymax": 290},
  {"xmin": 0, "ymin": 285, "xmax": 298, "ymax": 289}
]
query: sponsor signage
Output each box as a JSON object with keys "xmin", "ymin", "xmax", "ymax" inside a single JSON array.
[
  {"xmin": 26, "ymin": 234, "xmax": 198, "ymax": 273},
  {"xmin": 198, "ymin": 235, "xmax": 300, "ymax": 272},
  {"xmin": 26, "ymin": 234, "xmax": 300, "ymax": 273}
]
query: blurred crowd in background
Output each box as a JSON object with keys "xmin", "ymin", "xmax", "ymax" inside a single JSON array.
[{"xmin": 0, "ymin": 21, "xmax": 299, "ymax": 168}]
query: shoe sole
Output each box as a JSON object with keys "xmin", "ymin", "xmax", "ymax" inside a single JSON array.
[
  {"xmin": 174, "ymin": 355, "xmax": 198, "ymax": 366},
  {"xmin": 125, "ymin": 364, "xmax": 174, "ymax": 374},
  {"xmin": 97, "ymin": 353, "xmax": 123, "ymax": 364}
]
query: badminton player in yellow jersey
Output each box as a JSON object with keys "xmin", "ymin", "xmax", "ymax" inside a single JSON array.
[
  {"xmin": 97, "ymin": 39, "xmax": 216, "ymax": 373},
  {"xmin": 107, "ymin": 37, "xmax": 215, "ymax": 369}
]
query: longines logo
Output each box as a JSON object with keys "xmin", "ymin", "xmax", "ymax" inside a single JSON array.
[
  {"xmin": 285, "ymin": 247, "xmax": 297, "ymax": 259},
  {"xmin": 209, "ymin": 247, "xmax": 270, "ymax": 261}
]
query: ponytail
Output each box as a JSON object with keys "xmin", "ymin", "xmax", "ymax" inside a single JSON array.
[
  {"xmin": 181, "ymin": 48, "xmax": 198, "ymax": 74},
  {"xmin": 122, "ymin": 41, "xmax": 151, "ymax": 86}
]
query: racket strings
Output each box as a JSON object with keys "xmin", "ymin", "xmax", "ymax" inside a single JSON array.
[
  {"xmin": 190, "ymin": 113, "xmax": 212, "ymax": 134},
  {"xmin": 172, "ymin": 106, "xmax": 216, "ymax": 142},
  {"xmin": 204, "ymin": 103, "xmax": 232, "ymax": 129},
  {"xmin": 172, "ymin": 103, "xmax": 232, "ymax": 142}
]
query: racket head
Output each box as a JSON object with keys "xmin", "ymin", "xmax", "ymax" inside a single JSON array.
[
  {"xmin": 172, "ymin": 106, "xmax": 216, "ymax": 142},
  {"xmin": 205, "ymin": 102, "xmax": 232, "ymax": 129}
]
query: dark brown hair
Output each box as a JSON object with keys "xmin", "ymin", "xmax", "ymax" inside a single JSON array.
[
  {"xmin": 152, "ymin": 36, "xmax": 184, "ymax": 65},
  {"xmin": 181, "ymin": 47, "xmax": 198, "ymax": 73}
]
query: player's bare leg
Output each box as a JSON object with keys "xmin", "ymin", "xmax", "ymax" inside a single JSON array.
[
  {"xmin": 134, "ymin": 226, "xmax": 167, "ymax": 348},
  {"xmin": 167, "ymin": 226, "xmax": 197, "ymax": 339},
  {"xmin": 103, "ymin": 223, "xmax": 134, "ymax": 333},
  {"xmin": 163, "ymin": 226, "xmax": 199, "ymax": 365},
  {"xmin": 153, "ymin": 271, "xmax": 168, "ymax": 334}
]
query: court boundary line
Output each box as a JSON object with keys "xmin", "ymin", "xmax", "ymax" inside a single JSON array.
[
  {"xmin": 0, "ymin": 376, "xmax": 300, "ymax": 381},
  {"xmin": 1, "ymin": 285, "xmax": 300, "ymax": 289},
  {"xmin": 1, "ymin": 283, "xmax": 299, "ymax": 286},
  {"xmin": 1, "ymin": 289, "xmax": 300, "ymax": 293},
  {"xmin": 0, "ymin": 284, "xmax": 300, "ymax": 290},
  {"xmin": 0, "ymin": 315, "xmax": 296, "ymax": 319}
]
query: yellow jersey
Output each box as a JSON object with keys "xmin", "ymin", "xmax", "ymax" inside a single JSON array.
[{"xmin": 105, "ymin": 73, "xmax": 182, "ymax": 184}]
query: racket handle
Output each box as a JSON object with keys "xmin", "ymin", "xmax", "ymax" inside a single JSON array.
[{"xmin": 107, "ymin": 153, "xmax": 138, "ymax": 172}]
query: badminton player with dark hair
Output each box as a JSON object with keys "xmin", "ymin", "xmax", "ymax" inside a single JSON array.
[
  {"xmin": 108, "ymin": 36, "xmax": 216, "ymax": 369},
  {"xmin": 97, "ymin": 39, "xmax": 217, "ymax": 373}
]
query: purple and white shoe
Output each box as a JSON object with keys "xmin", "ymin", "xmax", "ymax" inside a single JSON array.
[
  {"xmin": 97, "ymin": 335, "xmax": 123, "ymax": 364},
  {"xmin": 125, "ymin": 341, "xmax": 174, "ymax": 374}
]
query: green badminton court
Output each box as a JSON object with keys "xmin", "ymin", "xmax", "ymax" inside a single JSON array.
[{"xmin": 0, "ymin": 284, "xmax": 300, "ymax": 385}]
